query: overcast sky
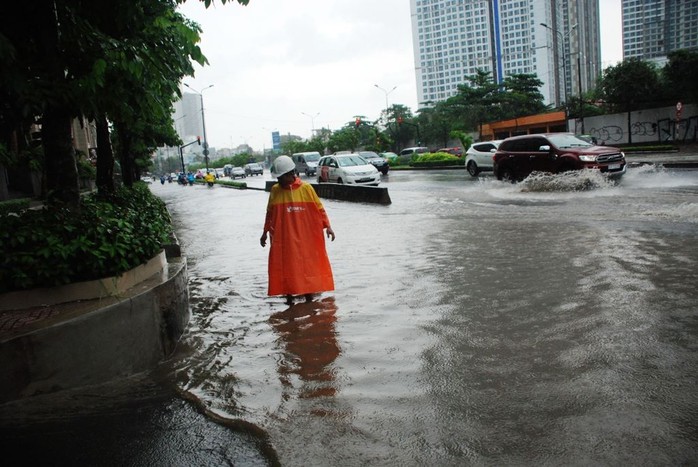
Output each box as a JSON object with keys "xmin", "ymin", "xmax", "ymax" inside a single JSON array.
[{"xmin": 177, "ymin": 0, "xmax": 623, "ymax": 151}]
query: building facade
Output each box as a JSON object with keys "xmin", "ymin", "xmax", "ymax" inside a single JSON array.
[
  {"xmin": 622, "ymin": 0, "xmax": 698, "ymax": 65},
  {"xmin": 410, "ymin": 0, "xmax": 601, "ymax": 108},
  {"xmin": 173, "ymin": 91, "xmax": 204, "ymax": 145}
]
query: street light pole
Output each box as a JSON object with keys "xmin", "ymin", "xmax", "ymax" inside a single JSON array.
[
  {"xmin": 374, "ymin": 84, "xmax": 397, "ymax": 121},
  {"xmin": 301, "ymin": 112, "xmax": 319, "ymax": 138},
  {"xmin": 540, "ymin": 23, "xmax": 576, "ymax": 130},
  {"xmin": 184, "ymin": 83, "xmax": 214, "ymax": 171}
]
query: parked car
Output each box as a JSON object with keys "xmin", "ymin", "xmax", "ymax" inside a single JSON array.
[
  {"xmin": 465, "ymin": 140, "xmax": 502, "ymax": 177},
  {"xmin": 244, "ymin": 162, "xmax": 263, "ymax": 176},
  {"xmin": 380, "ymin": 151, "xmax": 398, "ymax": 163},
  {"xmin": 492, "ymin": 133, "xmax": 627, "ymax": 182},
  {"xmin": 399, "ymin": 146, "xmax": 429, "ymax": 157},
  {"xmin": 357, "ymin": 151, "xmax": 389, "ymax": 174},
  {"xmin": 436, "ymin": 147, "xmax": 464, "ymax": 157},
  {"xmin": 317, "ymin": 154, "xmax": 381, "ymax": 186},
  {"xmin": 291, "ymin": 151, "xmax": 322, "ymax": 176},
  {"xmin": 230, "ymin": 166, "xmax": 247, "ymax": 179}
]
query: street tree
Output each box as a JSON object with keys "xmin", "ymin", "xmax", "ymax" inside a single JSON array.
[
  {"xmin": 443, "ymin": 69, "xmax": 501, "ymax": 139},
  {"xmin": 598, "ymin": 58, "xmax": 664, "ymax": 113},
  {"xmin": 417, "ymin": 102, "xmax": 454, "ymax": 148},
  {"xmin": 598, "ymin": 58, "xmax": 665, "ymax": 144},
  {"xmin": 500, "ymin": 73, "xmax": 547, "ymax": 119},
  {"xmin": 0, "ymin": 0, "xmax": 250, "ymax": 206},
  {"xmin": 663, "ymin": 49, "xmax": 698, "ymax": 105}
]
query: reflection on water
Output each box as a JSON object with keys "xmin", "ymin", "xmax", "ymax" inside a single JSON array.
[{"xmin": 269, "ymin": 298, "xmax": 340, "ymax": 399}]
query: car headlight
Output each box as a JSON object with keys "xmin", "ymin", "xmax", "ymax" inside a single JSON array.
[{"xmin": 579, "ymin": 155, "xmax": 597, "ymax": 162}]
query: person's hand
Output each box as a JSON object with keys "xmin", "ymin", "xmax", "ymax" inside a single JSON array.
[
  {"xmin": 326, "ymin": 227, "xmax": 335, "ymax": 241},
  {"xmin": 260, "ymin": 232, "xmax": 268, "ymax": 247}
]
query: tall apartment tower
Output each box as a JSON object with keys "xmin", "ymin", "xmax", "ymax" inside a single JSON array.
[
  {"xmin": 410, "ymin": 0, "xmax": 601, "ymax": 108},
  {"xmin": 172, "ymin": 92, "xmax": 204, "ymax": 145},
  {"xmin": 622, "ymin": 0, "xmax": 698, "ymax": 65}
]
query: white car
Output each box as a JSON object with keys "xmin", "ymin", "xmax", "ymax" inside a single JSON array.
[
  {"xmin": 465, "ymin": 140, "xmax": 501, "ymax": 177},
  {"xmin": 317, "ymin": 154, "xmax": 381, "ymax": 186}
]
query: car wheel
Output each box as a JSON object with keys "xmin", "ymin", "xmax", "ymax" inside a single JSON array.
[
  {"xmin": 500, "ymin": 167, "xmax": 516, "ymax": 184},
  {"xmin": 466, "ymin": 161, "xmax": 480, "ymax": 177},
  {"xmin": 337, "ymin": 178, "xmax": 344, "ymax": 184}
]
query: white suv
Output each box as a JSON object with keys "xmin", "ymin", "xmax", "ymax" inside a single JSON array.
[{"xmin": 465, "ymin": 140, "xmax": 501, "ymax": 177}]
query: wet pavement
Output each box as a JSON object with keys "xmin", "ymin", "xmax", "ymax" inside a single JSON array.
[{"xmin": 2, "ymin": 160, "xmax": 698, "ymax": 466}]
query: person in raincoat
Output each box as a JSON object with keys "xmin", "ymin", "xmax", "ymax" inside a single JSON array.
[
  {"xmin": 204, "ymin": 170, "xmax": 215, "ymax": 187},
  {"xmin": 260, "ymin": 155, "xmax": 335, "ymax": 303}
]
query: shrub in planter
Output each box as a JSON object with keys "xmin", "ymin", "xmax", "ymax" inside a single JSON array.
[
  {"xmin": 0, "ymin": 183, "xmax": 173, "ymax": 293},
  {"xmin": 411, "ymin": 152, "xmax": 464, "ymax": 167}
]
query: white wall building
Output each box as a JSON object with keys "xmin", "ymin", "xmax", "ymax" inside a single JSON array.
[{"xmin": 410, "ymin": 0, "xmax": 601, "ymax": 108}]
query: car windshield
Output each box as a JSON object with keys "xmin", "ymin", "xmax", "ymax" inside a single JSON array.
[
  {"xmin": 359, "ymin": 152, "xmax": 379, "ymax": 159},
  {"xmin": 337, "ymin": 155, "xmax": 368, "ymax": 167},
  {"xmin": 548, "ymin": 134, "xmax": 593, "ymax": 149},
  {"xmin": 304, "ymin": 154, "xmax": 320, "ymax": 162}
]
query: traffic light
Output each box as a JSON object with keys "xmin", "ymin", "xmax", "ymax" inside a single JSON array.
[
  {"xmin": 197, "ymin": 136, "xmax": 201, "ymax": 145},
  {"xmin": 355, "ymin": 117, "xmax": 361, "ymax": 128}
]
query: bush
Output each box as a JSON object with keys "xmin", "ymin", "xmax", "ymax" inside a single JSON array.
[
  {"xmin": 0, "ymin": 183, "xmax": 173, "ymax": 293},
  {"xmin": 0, "ymin": 198, "xmax": 31, "ymax": 216},
  {"xmin": 411, "ymin": 152, "xmax": 464, "ymax": 167}
]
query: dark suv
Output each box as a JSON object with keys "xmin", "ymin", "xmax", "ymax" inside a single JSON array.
[{"xmin": 493, "ymin": 133, "xmax": 626, "ymax": 182}]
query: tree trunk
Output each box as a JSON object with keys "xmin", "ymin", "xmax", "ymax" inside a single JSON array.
[
  {"xmin": 42, "ymin": 108, "xmax": 80, "ymax": 206},
  {"xmin": 117, "ymin": 126, "xmax": 135, "ymax": 187},
  {"xmin": 95, "ymin": 114, "xmax": 115, "ymax": 195},
  {"xmin": 35, "ymin": 0, "xmax": 79, "ymax": 206}
]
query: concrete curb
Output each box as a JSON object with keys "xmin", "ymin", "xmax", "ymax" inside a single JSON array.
[
  {"xmin": 264, "ymin": 180, "xmax": 392, "ymax": 205},
  {"xmin": 0, "ymin": 251, "xmax": 168, "ymax": 312},
  {"xmin": 0, "ymin": 256, "xmax": 190, "ymax": 403}
]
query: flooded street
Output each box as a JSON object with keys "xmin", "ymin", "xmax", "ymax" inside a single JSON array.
[
  {"xmin": 2, "ymin": 166, "xmax": 697, "ymax": 466},
  {"xmin": 161, "ymin": 166, "xmax": 698, "ymax": 465}
]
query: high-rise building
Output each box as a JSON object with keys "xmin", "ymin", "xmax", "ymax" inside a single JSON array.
[
  {"xmin": 173, "ymin": 92, "xmax": 204, "ymax": 144},
  {"xmin": 410, "ymin": 0, "xmax": 601, "ymax": 108},
  {"xmin": 622, "ymin": 0, "xmax": 698, "ymax": 65}
]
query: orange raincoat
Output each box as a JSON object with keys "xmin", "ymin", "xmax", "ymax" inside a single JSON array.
[{"xmin": 263, "ymin": 177, "xmax": 334, "ymax": 296}]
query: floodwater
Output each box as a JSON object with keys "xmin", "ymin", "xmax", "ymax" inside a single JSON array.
[{"xmin": 4, "ymin": 166, "xmax": 698, "ymax": 466}]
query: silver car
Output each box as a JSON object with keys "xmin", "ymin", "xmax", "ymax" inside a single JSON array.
[{"xmin": 465, "ymin": 140, "xmax": 501, "ymax": 177}]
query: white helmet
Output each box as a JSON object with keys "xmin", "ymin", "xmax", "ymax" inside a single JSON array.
[{"xmin": 274, "ymin": 155, "xmax": 295, "ymax": 176}]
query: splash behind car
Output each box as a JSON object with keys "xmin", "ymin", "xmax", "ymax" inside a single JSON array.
[
  {"xmin": 493, "ymin": 133, "xmax": 626, "ymax": 182},
  {"xmin": 317, "ymin": 154, "xmax": 381, "ymax": 186}
]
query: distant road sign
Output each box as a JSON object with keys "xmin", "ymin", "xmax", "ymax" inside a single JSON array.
[{"xmin": 203, "ymin": 149, "xmax": 209, "ymax": 156}]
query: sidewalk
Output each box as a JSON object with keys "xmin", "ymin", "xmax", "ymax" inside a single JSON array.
[{"xmin": 624, "ymin": 150, "xmax": 698, "ymax": 168}]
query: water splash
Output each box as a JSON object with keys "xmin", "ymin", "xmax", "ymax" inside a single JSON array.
[{"xmin": 520, "ymin": 170, "xmax": 616, "ymax": 192}]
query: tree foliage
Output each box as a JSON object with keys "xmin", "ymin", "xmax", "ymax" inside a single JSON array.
[
  {"xmin": 663, "ymin": 49, "xmax": 698, "ymax": 105},
  {"xmin": 598, "ymin": 58, "xmax": 663, "ymax": 113},
  {"xmin": 0, "ymin": 0, "xmax": 250, "ymax": 206}
]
